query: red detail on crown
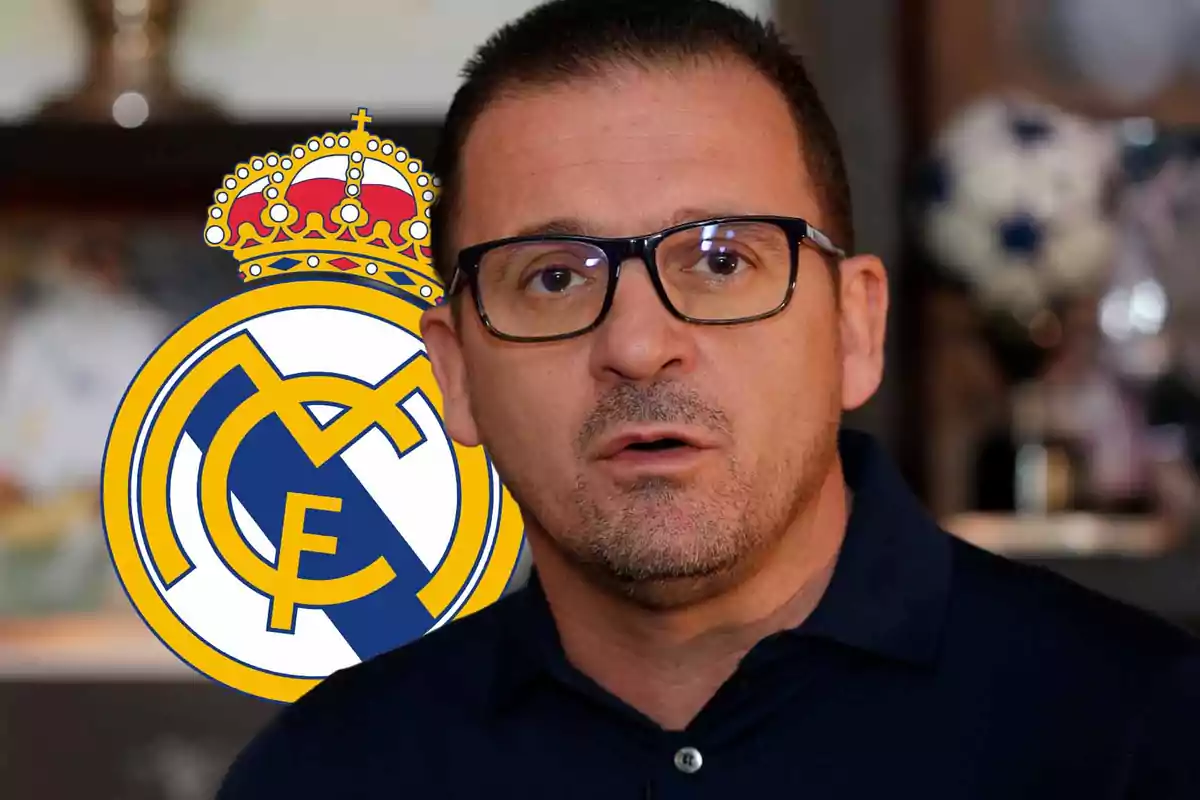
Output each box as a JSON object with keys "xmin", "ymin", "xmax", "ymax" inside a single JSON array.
[
  {"xmin": 221, "ymin": 155, "xmax": 422, "ymax": 249},
  {"xmin": 399, "ymin": 244, "xmax": 416, "ymax": 259},
  {"xmin": 329, "ymin": 257, "xmax": 359, "ymax": 271},
  {"xmin": 356, "ymin": 184, "xmax": 417, "ymax": 244},
  {"xmin": 419, "ymin": 245, "xmax": 433, "ymax": 259},
  {"xmin": 286, "ymin": 179, "xmax": 343, "ymax": 234},
  {"xmin": 226, "ymin": 194, "xmax": 268, "ymax": 245}
]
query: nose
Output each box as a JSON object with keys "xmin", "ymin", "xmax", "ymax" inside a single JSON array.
[{"xmin": 588, "ymin": 258, "xmax": 698, "ymax": 383}]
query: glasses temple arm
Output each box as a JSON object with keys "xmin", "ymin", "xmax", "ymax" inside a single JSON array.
[{"xmin": 804, "ymin": 223, "xmax": 847, "ymax": 261}]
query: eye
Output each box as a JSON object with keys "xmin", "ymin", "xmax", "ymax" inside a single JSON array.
[
  {"xmin": 520, "ymin": 265, "xmax": 589, "ymax": 295},
  {"xmin": 688, "ymin": 244, "xmax": 752, "ymax": 278}
]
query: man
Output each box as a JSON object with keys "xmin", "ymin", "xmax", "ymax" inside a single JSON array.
[{"xmin": 218, "ymin": 1, "xmax": 1200, "ymax": 797}]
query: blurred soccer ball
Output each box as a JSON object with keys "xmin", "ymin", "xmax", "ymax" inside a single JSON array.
[{"xmin": 922, "ymin": 96, "xmax": 1119, "ymax": 322}]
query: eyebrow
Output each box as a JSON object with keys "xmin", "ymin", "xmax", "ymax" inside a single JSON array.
[{"xmin": 510, "ymin": 207, "xmax": 752, "ymax": 239}]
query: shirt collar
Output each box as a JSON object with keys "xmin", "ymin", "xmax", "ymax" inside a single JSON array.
[
  {"xmin": 489, "ymin": 428, "xmax": 952, "ymax": 712},
  {"xmin": 490, "ymin": 569, "xmax": 571, "ymax": 713},
  {"xmin": 794, "ymin": 428, "xmax": 951, "ymax": 665}
]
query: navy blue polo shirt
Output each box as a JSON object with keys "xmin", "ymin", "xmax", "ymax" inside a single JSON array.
[{"xmin": 217, "ymin": 429, "xmax": 1200, "ymax": 799}]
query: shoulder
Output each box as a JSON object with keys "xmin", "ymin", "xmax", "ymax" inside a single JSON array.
[
  {"xmin": 944, "ymin": 532, "xmax": 1200, "ymax": 671},
  {"xmin": 216, "ymin": 592, "xmax": 519, "ymax": 798},
  {"xmin": 939, "ymin": 532, "xmax": 1200, "ymax": 789}
]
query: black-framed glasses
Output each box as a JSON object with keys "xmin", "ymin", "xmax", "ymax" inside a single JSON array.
[{"xmin": 447, "ymin": 215, "xmax": 846, "ymax": 343}]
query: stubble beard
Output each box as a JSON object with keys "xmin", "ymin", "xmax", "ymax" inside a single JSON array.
[
  {"xmin": 486, "ymin": 379, "xmax": 840, "ymax": 610},
  {"xmin": 561, "ymin": 428, "xmax": 835, "ymax": 610},
  {"xmin": 515, "ymin": 381, "xmax": 840, "ymax": 610},
  {"xmin": 568, "ymin": 466, "xmax": 766, "ymax": 609}
]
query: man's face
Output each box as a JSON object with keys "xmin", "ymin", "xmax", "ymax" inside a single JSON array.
[{"xmin": 422, "ymin": 59, "xmax": 887, "ymax": 606}]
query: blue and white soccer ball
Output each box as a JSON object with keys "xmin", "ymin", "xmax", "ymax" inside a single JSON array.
[{"xmin": 922, "ymin": 96, "xmax": 1120, "ymax": 322}]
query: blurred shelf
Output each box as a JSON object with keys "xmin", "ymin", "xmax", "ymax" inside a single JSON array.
[
  {"xmin": 0, "ymin": 118, "xmax": 443, "ymax": 213},
  {"xmin": 945, "ymin": 512, "xmax": 1200, "ymax": 633},
  {"xmin": 945, "ymin": 512, "xmax": 1177, "ymax": 558},
  {"xmin": 0, "ymin": 610, "xmax": 196, "ymax": 681}
]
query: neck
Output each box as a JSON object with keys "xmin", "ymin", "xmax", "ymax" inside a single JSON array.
[{"xmin": 530, "ymin": 459, "xmax": 849, "ymax": 731}]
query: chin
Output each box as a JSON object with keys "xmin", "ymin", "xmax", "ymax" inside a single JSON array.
[
  {"xmin": 562, "ymin": 503, "xmax": 774, "ymax": 609},
  {"xmin": 607, "ymin": 563, "xmax": 751, "ymax": 611}
]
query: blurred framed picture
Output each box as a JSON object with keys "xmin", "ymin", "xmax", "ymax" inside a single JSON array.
[{"xmin": 0, "ymin": 215, "xmax": 238, "ymax": 623}]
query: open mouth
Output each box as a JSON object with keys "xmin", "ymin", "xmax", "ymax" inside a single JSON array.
[
  {"xmin": 594, "ymin": 427, "xmax": 717, "ymax": 463},
  {"xmin": 622, "ymin": 438, "xmax": 691, "ymax": 452}
]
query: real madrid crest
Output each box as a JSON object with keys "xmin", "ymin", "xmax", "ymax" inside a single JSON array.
[{"xmin": 102, "ymin": 110, "xmax": 526, "ymax": 703}]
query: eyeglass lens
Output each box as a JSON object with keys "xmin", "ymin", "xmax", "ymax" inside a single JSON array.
[{"xmin": 474, "ymin": 220, "xmax": 792, "ymax": 339}]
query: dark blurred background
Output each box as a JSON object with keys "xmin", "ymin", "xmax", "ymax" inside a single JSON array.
[{"xmin": 0, "ymin": 1, "xmax": 1198, "ymax": 797}]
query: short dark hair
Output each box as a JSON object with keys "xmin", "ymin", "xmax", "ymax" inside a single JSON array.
[{"xmin": 428, "ymin": 0, "xmax": 854, "ymax": 285}]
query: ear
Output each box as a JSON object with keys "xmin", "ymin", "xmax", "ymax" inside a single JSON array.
[
  {"xmin": 837, "ymin": 255, "xmax": 889, "ymax": 411},
  {"xmin": 420, "ymin": 301, "xmax": 482, "ymax": 447}
]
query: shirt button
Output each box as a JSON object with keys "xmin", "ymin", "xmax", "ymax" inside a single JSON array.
[{"xmin": 673, "ymin": 746, "xmax": 703, "ymax": 774}]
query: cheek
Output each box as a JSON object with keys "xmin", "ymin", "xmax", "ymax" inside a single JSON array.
[
  {"xmin": 722, "ymin": 316, "xmax": 840, "ymax": 445},
  {"xmin": 464, "ymin": 350, "xmax": 586, "ymax": 475}
]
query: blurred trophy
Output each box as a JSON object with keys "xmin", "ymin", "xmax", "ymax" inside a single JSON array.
[
  {"xmin": 1105, "ymin": 136, "xmax": 1200, "ymax": 527},
  {"xmin": 918, "ymin": 95, "xmax": 1125, "ymax": 515},
  {"xmin": 37, "ymin": 0, "xmax": 221, "ymax": 126}
]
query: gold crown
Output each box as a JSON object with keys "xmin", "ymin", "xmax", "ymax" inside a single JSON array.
[{"xmin": 203, "ymin": 108, "xmax": 442, "ymax": 303}]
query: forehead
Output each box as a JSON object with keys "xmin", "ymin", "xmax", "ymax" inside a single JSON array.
[{"xmin": 455, "ymin": 59, "xmax": 823, "ymax": 244}]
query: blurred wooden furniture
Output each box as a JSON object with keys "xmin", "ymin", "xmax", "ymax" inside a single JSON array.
[
  {"xmin": 0, "ymin": 119, "xmax": 442, "ymax": 213},
  {"xmin": 948, "ymin": 512, "xmax": 1178, "ymax": 558},
  {"xmin": 0, "ymin": 607, "xmax": 191, "ymax": 680}
]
